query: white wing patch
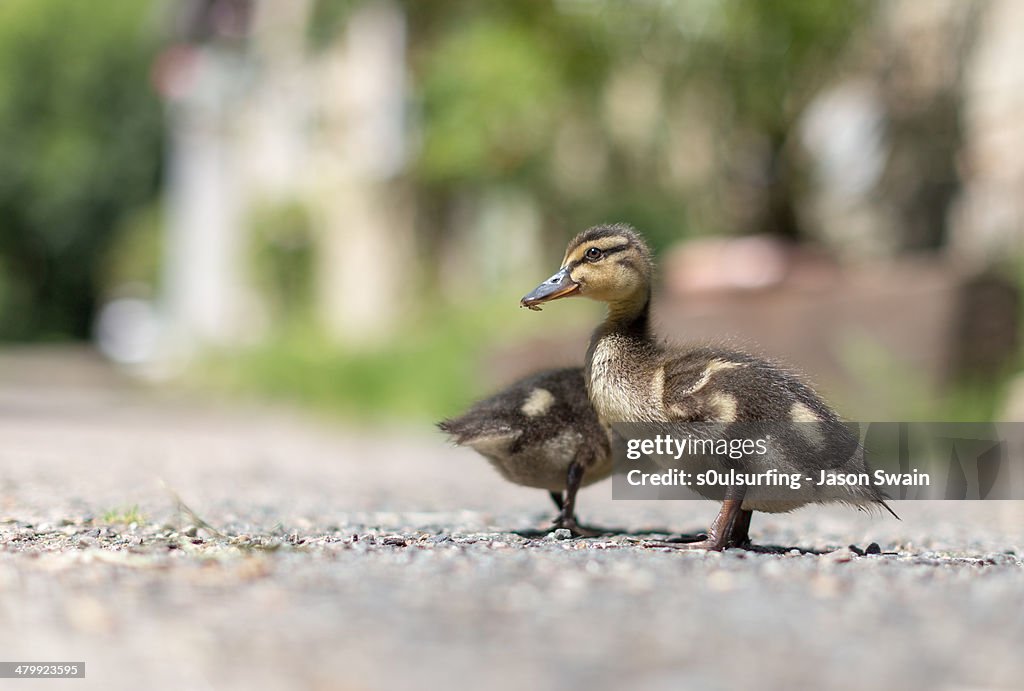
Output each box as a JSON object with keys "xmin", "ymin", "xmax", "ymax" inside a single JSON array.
[
  {"xmin": 790, "ymin": 402, "xmax": 824, "ymax": 445},
  {"xmin": 709, "ymin": 392, "xmax": 739, "ymax": 422},
  {"xmin": 678, "ymin": 360, "xmax": 743, "ymax": 396},
  {"xmin": 649, "ymin": 365, "xmax": 666, "ymax": 409},
  {"xmin": 521, "ymin": 387, "xmax": 556, "ymax": 417},
  {"xmin": 789, "ymin": 402, "xmax": 820, "ymax": 422}
]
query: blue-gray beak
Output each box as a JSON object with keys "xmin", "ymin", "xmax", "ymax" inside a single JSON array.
[{"xmin": 520, "ymin": 268, "xmax": 580, "ymax": 311}]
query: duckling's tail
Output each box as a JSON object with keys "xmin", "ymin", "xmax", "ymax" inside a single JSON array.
[
  {"xmin": 852, "ymin": 498, "xmax": 899, "ymax": 519},
  {"xmin": 436, "ymin": 418, "xmax": 467, "ymax": 443},
  {"xmin": 436, "ymin": 416, "xmax": 511, "ymax": 446},
  {"xmin": 878, "ymin": 499, "xmax": 900, "ymax": 520}
]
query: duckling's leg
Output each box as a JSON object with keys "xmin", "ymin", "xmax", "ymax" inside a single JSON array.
[
  {"xmin": 549, "ymin": 491, "xmax": 565, "ymax": 512},
  {"xmin": 730, "ymin": 508, "xmax": 753, "ymax": 547},
  {"xmin": 552, "ymin": 461, "xmax": 601, "ymax": 537},
  {"xmin": 698, "ymin": 493, "xmax": 747, "ymax": 550},
  {"xmin": 643, "ymin": 486, "xmax": 748, "ymax": 551}
]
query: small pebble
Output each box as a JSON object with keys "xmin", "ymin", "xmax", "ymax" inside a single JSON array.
[
  {"xmin": 824, "ymin": 546, "xmax": 857, "ymax": 563},
  {"xmin": 545, "ymin": 529, "xmax": 573, "ymax": 541}
]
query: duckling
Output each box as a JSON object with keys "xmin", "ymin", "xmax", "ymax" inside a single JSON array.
[
  {"xmin": 521, "ymin": 224, "xmax": 896, "ymax": 550},
  {"xmin": 438, "ymin": 367, "xmax": 613, "ymax": 536}
]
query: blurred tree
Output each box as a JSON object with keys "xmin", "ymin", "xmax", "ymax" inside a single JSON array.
[
  {"xmin": 693, "ymin": 0, "xmax": 874, "ymax": 240},
  {"xmin": 416, "ymin": 17, "xmax": 562, "ymax": 185},
  {"xmin": 405, "ymin": 0, "xmax": 873, "ymax": 258},
  {"xmin": 0, "ymin": 0, "xmax": 163, "ymax": 340}
]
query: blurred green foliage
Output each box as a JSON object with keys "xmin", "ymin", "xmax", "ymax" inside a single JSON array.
[
  {"xmin": 201, "ymin": 326, "xmax": 476, "ymax": 422},
  {"xmin": 0, "ymin": 0, "xmax": 162, "ymax": 340},
  {"xmin": 102, "ymin": 203, "xmax": 163, "ymax": 290},
  {"xmin": 0, "ymin": 0, "xmax": 874, "ymax": 339},
  {"xmin": 408, "ymin": 0, "xmax": 873, "ymax": 252},
  {"xmin": 417, "ymin": 17, "xmax": 562, "ymax": 184},
  {"xmin": 249, "ymin": 200, "xmax": 316, "ymax": 324},
  {"xmin": 196, "ymin": 298, "xmax": 579, "ymax": 422},
  {"xmin": 307, "ymin": 0, "xmax": 358, "ymax": 52}
]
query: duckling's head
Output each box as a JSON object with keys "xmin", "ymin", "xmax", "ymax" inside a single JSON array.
[{"xmin": 521, "ymin": 224, "xmax": 653, "ymax": 311}]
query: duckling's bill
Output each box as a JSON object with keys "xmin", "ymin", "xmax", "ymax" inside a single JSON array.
[{"xmin": 520, "ymin": 268, "xmax": 580, "ymax": 310}]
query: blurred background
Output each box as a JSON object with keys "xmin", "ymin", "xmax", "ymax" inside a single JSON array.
[{"xmin": 3, "ymin": 0, "xmax": 1024, "ymax": 425}]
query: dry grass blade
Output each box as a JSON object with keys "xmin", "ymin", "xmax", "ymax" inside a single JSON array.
[{"xmin": 157, "ymin": 477, "xmax": 226, "ymax": 538}]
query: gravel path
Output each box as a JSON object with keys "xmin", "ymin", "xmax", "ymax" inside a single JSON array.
[{"xmin": 1, "ymin": 349, "xmax": 1022, "ymax": 691}]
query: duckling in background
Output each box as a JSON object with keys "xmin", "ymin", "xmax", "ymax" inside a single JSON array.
[
  {"xmin": 438, "ymin": 368, "xmax": 613, "ymax": 536},
  {"xmin": 521, "ymin": 224, "xmax": 896, "ymax": 550}
]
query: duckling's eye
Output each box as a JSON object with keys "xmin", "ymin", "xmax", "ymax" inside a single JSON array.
[{"xmin": 585, "ymin": 247, "xmax": 603, "ymax": 262}]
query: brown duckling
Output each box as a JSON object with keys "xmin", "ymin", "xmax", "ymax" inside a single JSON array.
[
  {"xmin": 438, "ymin": 367, "xmax": 613, "ymax": 536},
  {"xmin": 521, "ymin": 224, "xmax": 896, "ymax": 550}
]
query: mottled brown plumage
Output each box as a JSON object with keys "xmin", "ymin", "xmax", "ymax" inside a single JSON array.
[{"xmin": 438, "ymin": 368, "xmax": 612, "ymax": 536}]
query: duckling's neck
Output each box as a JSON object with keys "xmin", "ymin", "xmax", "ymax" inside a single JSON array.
[
  {"xmin": 600, "ymin": 287, "xmax": 652, "ymax": 341},
  {"xmin": 585, "ymin": 287, "xmax": 657, "ymax": 421},
  {"xmin": 585, "ymin": 287, "xmax": 654, "ymax": 374}
]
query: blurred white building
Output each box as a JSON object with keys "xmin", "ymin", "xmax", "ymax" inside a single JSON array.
[{"xmin": 157, "ymin": 0, "xmax": 412, "ymax": 360}]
